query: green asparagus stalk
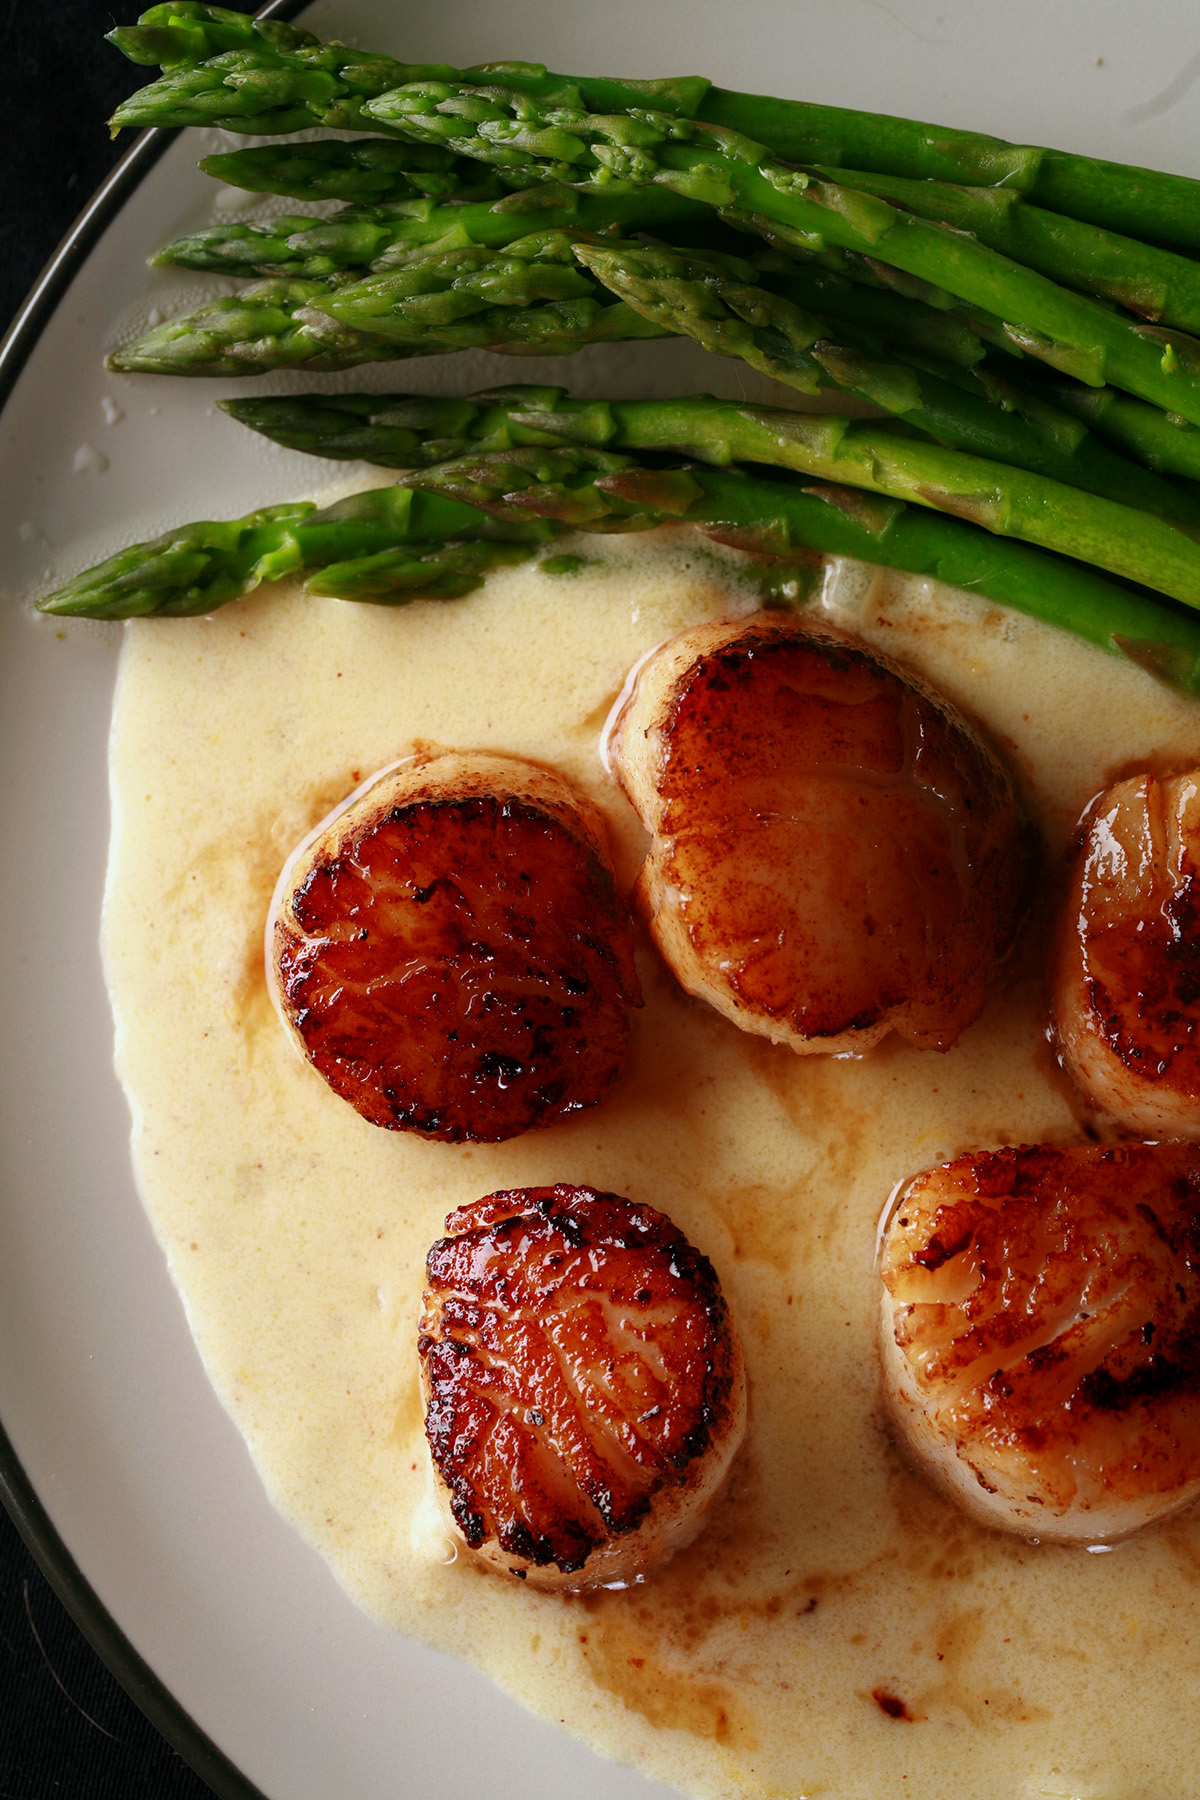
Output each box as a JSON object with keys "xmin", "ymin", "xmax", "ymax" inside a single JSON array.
[
  {"xmin": 213, "ymin": 258, "xmax": 1200, "ymax": 539},
  {"xmin": 151, "ymin": 207, "xmax": 437, "ymax": 280},
  {"xmin": 812, "ymin": 165, "xmax": 1200, "ymax": 335},
  {"xmin": 777, "ymin": 227, "xmax": 1200, "ymax": 495},
  {"xmin": 744, "ymin": 228, "xmax": 1163, "ymax": 409},
  {"xmin": 109, "ymin": 5, "xmax": 1200, "ymax": 251},
  {"xmin": 746, "ymin": 232, "xmax": 1200, "ymax": 489},
  {"xmin": 36, "ymin": 483, "xmax": 559, "ymax": 617},
  {"xmin": 107, "ymin": 243, "xmax": 671, "ymax": 377},
  {"xmin": 154, "ymin": 191, "xmax": 988, "ymax": 386},
  {"xmin": 221, "ymin": 379, "xmax": 1200, "ymax": 542},
  {"xmin": 214, "ymin": 382, "xmax": 1200, "ymax": 603},
  {"xmin": 216, "ymin": 388, "xmax": 653, "ymax": 471},
  {"xmin": 227, "ymin": 376, "xmax": 1200, "ymax": 605},
  {"xmin": 148, "ymin": 190, "xmax": 1005, "ymax": 422},
  {"xmin": 735, "ymin": 229, "xmax": 1196, "ymax": 465},
  {"xmin": 304, "ymin": 537, "xmax": 544, "ymax": 600},
  {"xmin": 36, "ymin": 502, "xmax": 315, "ymax": 618},
  {"xmin": 361, "ymin": 80, "xmax": 1200, "ymax": 426},
  {"xmin": 568, "ymin": 395, "xmax": 1200, "ymax": 605},
  {"xmin": 151, "ymin": 182, "xmax": 711, "ymax": 278},
  {"xmin": 705, "ymin": 111, "xmax": 1200, "ymax": 256},
  {"xmin": 199, "ymin": 138, "xmax": 513, "ymax": 205},
  {"xmin": 108, "ymin": 279, "xmax": 403, "ymax": 376},
  {"xmin": 572, "ymin": 241, "xmax": 1200, "ymax": 529},
  {"xmin": 1028, "ymin": 376, "xmax": 1200, "ymax": 487},
  {"xmin": 392, "ymin": 446, "xmax": 1200, "ymax": 685},
  {"xmin": 37, "ymin": 440, "xmax": 1200, "ymax": 691},
  {"xmin": 730, "ymin": 219, "xmax": 1019, "ymax": 356},
  {"xmin": 295, "ymin": 232, "xmax": 673, "ymax": 352},
  {"xmin": 738, "ymin": 244, "xmax": 986, "ymax": 372},
  {"xmin": 107, "ymin": 6, "xmax": 710, "ymax": 138},
  {"xmin": 297, "ymin": 230, "xmax": 650, "ymax": 346},
  {"xmin": 215, "ymin": 391, "xmax": 522, "ymax": 466}
]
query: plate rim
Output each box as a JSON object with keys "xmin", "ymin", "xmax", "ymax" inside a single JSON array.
[{"xmin": 0, "ymin": 5, "xmax": 307, "ymax": 1793}]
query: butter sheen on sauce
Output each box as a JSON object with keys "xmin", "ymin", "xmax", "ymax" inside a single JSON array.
[{"xmin": 105, "ymin": 532, "xmax": 1200, "ymax": 1800}]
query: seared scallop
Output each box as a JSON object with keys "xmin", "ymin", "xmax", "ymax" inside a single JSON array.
[
  {"xmin": 418, "ymin": 1184, "xmax": 747, "ymax": 1589},
  {"xmin": 268, "ymin": 753, "xmax": 641, "ymax": 1143},
  {"xmin": 608, "ymin": 613, "xmax": 1031, "ymax": 1054},
  {"xmin": 1051, "ymin": 771, "xmax": 1200, "ymax": 1137},
  {"xmin": 880, "ymin": 1140, "xmax": 1200, "ymax": 1541}
]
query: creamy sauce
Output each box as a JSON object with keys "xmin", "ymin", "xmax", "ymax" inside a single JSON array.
[{"xmin": 105, "ymin": 533, "xmax": 1200, "ymax": 1800}]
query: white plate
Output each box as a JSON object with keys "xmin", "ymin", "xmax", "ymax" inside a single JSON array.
[{"xmin": 2, "ymin": 4, "xmax": 1199, "ymax": 1795}]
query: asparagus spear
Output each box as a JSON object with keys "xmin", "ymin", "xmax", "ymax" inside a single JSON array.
[
  {"xmin": 150, "ymin": 209, "xmax": 432, "ymax": 280},
  {"xmin": 38, "ymin": 441, "xmax": 1200, "ymax": 690},
  {"xmin": 298, "ymin": 230, "xmax": 643, "ymax": 345},
  {"xmin": 151, "ymin": 183, "xmax": 711, "ymax": 278},
  {"xmin": 108, "ymin": 7, "xmax": 710, "ymax": 137},
  {"xmin": 572, "ymin": 241, "xmax": 1200, "ymax": 529},
  {"xmin": 211, "ymin": 382, "xmax": 1200, "ymax": 602},
  {"xmin": 738, "ymin": 244, "xmax": 986, "ymax": 373},
  {"xmin": 35, "ymin": 502, "xmax": 315, "ymax": 618},
  {"xmin": 748, "ymin": 232, "xmax": 1200, "ymax": 489},
  {"xmin": 36, "ymin": 483, "xmax": 558, "ymax": 617},
  {"xmin": 108, "ymin": 279, "xmax": 404, "ymax": 376},
  {"xmin": 109, "ymin": 4, "xmax": 1200, "ymax": 251},
  {"xmin": 775, "ymin": 229, "xmax": 1200, "ymax": 495},
  {"xmin": 216, "ymin": 388, "xmax": 637, "ymax": 468},
  {"xmin": 582, "ymin": 396, "xmax": 1200, "ymax": 604},
  {"xmin": 734, "ymin": 219, "xmax": 1030, "ymax": 361},
  {"xmin": 216, "ymin": 392, "xmax": 508, "ymax": 466},
  {"xmin": 1030, "ymin": 376, "xmax": 1200, "ymax": 487},
  {"xmin": 813, "ymin": 165, "xmax": 1200, "ymax": 336},
  {"xmin": 107, "ymin": 245, "xmax": 670, "ymax": 377},
  {"xmin": 147, "ymin": 192, "xmax": 1000, "ymax": 414},
  {"xmin": 199, "ymin": 139, "xmax": 512, "ymax": 205},
  {"xmin": 151, "ymin": 189, "xmax": 990, "ymax": 393},
  {"xmin": 214, "ymin": 255, "xmax": 1200, "ymax": 539},
  {"xmin": 362, "ymin": 80, "xmax": 1200, "ymax": 426}
]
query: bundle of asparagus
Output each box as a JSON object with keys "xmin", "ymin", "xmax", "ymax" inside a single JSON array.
[
  {"xmin": 106, "ymin": 5, "xmax": 1200, "ymax": 247},
  {"xmin": 39, "ymin": 2, "xmax": 1200, "ymax": 692},
  {"xmin": 38, "ymin": 385, "xmax": 1200, "ymax": 692}
]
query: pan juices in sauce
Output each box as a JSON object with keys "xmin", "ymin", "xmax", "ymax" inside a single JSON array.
[{"xmin": 103, "ymin": 537, "xmax": 1200, "ymax": 1800}]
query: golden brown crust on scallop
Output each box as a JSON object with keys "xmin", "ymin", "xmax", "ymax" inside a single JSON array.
[
  {"xmin": 880, "ymin": 1141, "xmax": 1200, "ymax": 1540},
  {"xmin": 1051, "ymin": 771, "xmax": 1200, "ymax": 1137},
  {"xmin": 608, "ymin": 614, "xmax": 1033, "ymax": 1055},
  {"xmin": 418, "ymin": 1184, "xmax": 747, "ymax": 1588},
  {"xmin": 268, "ymin": 753, "xmax": 641, "ymax": 1144}
]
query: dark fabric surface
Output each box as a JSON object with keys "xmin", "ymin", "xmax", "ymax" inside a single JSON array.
[
  {"xmin": 4, "ymin": 4, "xmax": 153, "ymax": 332},
  {"xmin": 0, "ymin": 1525, "xmax": 226, "ymax": 1798},
  {"xmin": 1, "ymin": 13, "xmax": 258, "ymax": 1798}
]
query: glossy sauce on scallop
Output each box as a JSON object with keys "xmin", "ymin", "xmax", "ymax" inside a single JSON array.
[
  {"xmin": 881, "ymin": 1141, "xmax": 1200, "ymax": 1540},
  {"xmin": 610, "ymin": 614, "xmax": 1032, "ymax": 1054},
  {"xmin": 270, "ymin": 756, "xmax": 640, "ymax": 1142},
  {"xmin": 103, "ymin": 535, "xmax": 1200, "ymax": 1800},
  {"xmin": 419, "ymin": 1183, "xmax": 745, "ymax": 1585},
  {"xmin": 1052, "ymin": 770, "xmax": 1200, "ymax": 1135}
]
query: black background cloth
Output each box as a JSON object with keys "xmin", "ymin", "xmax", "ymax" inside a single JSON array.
[{"xmin": 1, "ymin": 11, "xmax": 261, "ymax": 1797}]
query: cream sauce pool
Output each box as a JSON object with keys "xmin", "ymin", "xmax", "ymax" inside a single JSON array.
[{"xmin": 104, "ymin": 532, "xmax": 1200, "ymax": 1800}]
